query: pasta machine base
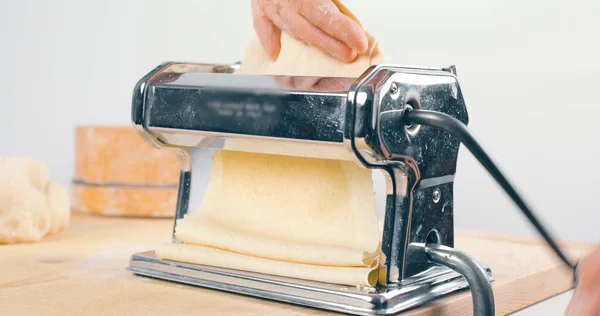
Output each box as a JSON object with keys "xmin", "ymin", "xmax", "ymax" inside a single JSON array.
[{"xmin": 128, "ymin": 251, "xmax": 493, "ymax": 315}]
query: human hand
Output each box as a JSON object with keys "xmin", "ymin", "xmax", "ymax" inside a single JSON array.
[
  {"xmin": 565, "ymin": 244, "xmax": 600, "ymax": 315},
  {"xmin": 251, "ymin": 0, "xmax": 369, "ymax": 62},
  {"xmin": 275, "ymin": 76, "xmax": 356, "ymax": 91}
]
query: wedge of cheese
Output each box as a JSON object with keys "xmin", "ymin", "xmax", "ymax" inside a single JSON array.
[{"xmin": 72, "ymin": 126, "xmax": 180, "ymax": 217}]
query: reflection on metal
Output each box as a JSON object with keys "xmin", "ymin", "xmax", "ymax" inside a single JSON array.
[{"xmin": 128, "ymin": 62, "xmax": 494, "ymax": 315}]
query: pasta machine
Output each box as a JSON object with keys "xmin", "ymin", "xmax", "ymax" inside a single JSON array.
[{"xmin": 127, "ymin": 61, "xmax": 565, "ymax": 315}]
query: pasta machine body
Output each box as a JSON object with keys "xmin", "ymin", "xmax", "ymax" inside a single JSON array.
[{"xmin": 127, "ymin": 62, "xmax": 495, "ymax": 315}]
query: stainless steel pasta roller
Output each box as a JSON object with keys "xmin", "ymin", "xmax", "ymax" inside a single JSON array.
[{"xmin": 126, "ymin": 61, "xmax": 576, "ymax": 315}]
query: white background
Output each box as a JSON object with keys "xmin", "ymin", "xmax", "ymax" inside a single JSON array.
[{"xmin": 1, "ymin": 0, "xmax": 598, "ymax": 312}]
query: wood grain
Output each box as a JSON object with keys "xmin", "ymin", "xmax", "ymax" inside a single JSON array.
[{"xmin": 0, "ymin": 213, "xmax": 593, "ymax": 315}]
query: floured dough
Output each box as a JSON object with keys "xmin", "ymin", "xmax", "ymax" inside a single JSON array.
[
  {"xmin": 156, "ymin": 1, "xmax": 388, "ymax": 287},
  {"xmin": 236, "ymin": 31, "xmax": 388, "ymax": 77},
  {"xmin": 164, "ymin": 150, "xmax": 381, "ymax": 264},
  {"xmin": 236, "ymin": 1, "xmax": 388, "ymax": 77},
  {"xmin": 0, "ymin": 156, "xmax": 71, "ymax": 244},
  {"xmin": 159, "ymin": 243, "xmax": 379, "ymax": 286}
]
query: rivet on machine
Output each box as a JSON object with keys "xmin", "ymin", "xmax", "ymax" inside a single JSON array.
[{"xmin": 126, "ymin": 62, "xmax": 576, "ymax": 316}]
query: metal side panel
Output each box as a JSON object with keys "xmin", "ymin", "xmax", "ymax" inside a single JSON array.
[{"xmin": 127, "ymin": 251, "xmax": 493, "ymax": 315}]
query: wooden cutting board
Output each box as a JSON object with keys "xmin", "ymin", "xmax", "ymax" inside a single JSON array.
[{"xmin": 0, "ymin": 213, "xmax": 592, "ymax": 315}]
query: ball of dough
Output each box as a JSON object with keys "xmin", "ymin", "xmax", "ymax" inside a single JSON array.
[
  {"xmin": 46, "ymin": 181, "xmax": 71, "ymax": 233},
  {"xmin": 0, "ymin": 156, "xmax": 71, "ymax": 244}
]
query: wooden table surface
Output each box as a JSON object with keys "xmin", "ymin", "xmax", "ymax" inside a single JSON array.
[{"xmin": 0, "ymin": 213, "xmax": 592, "ymax": 315}]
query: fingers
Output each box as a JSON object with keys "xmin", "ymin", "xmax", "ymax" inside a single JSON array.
[
  {"xmin": 297, "ymin": 0, "xmax": 368, "ymax": 54},
  {"xmin": 276, "ymin": 7, "xmax": 358, "ymax": 62},
  {"xmin": 565, "ymin": 246, "xmax": 600, "ymax": 316},
  {"xmin": 292, "ymin": 77, "xmax": 322, "ymax": 89},
  {"xmin": 275, "ymin": 77, "xmax": 322, "ymax": 90},
  {"xmin": 313, "ymin": 78, "xmax": 356, "ymax": 91},
  {"xmin": 252, "ymin": 0, "xmax": 281, "ymax": 61},
  {"xmin": 566, "ymin": 285, "xmax": 600, "ymax": 316},
  {"xmin": 252, "ymin": 0, "xmax": 368, "ymax": 62}
]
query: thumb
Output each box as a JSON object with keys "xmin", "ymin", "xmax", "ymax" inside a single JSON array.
[
  {"xmin": 252, "ymin": 0, "xmax": 281, "ymax": 61},
  {"xmin": 565, "ymin": 246, "xmax": 600, "ymax": 316}
]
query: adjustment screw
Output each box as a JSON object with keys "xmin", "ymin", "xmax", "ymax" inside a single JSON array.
[
  {"xmin": 390, "ymin": 82, "xmax": 399, "ymax": 96},
  {"xmin": 433, "ymin": 188, "xmax": 441, "ymax": 203}
]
